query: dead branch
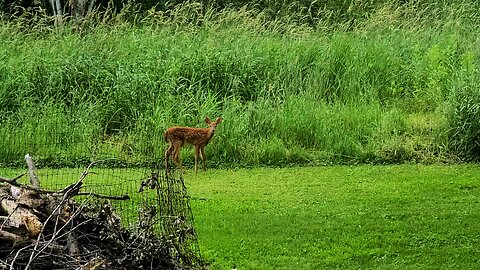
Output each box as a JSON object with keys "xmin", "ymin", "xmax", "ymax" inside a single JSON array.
[
  {"xmin": 139, "ymin": 172, "xmax": 160, "ymax": 192},
  {"xmin": 0, "ymin": 260, "xmax": 7, "ymax": 270},
  {"xmin": 0, "ymin": 158, "xmax": 201, "ymax": 269},
  {"xmin": 24, "ymin": 154, "xmax": 39, "ymax": 188},
  {"xmin": 0, "ymin": 190, "xmax": 43, "ymax": 237},
  {"xmin": 0, "ymin": 175, "xmax": 57, "ymax": 195},
  {"xmin": 0, "ymin": 174, "xmax": 25, "ymax": 184},
  {"xmin": 75, "ymin": 193, "xmax": 130, "ymax": 200},
  {"xmin": 0, "ymin": 173, "xmax": 128, "ymax": 201},
  {"xmin": 9, "ymin": 242, "xmax": 35, "ymax": 269},
  {"xmin": 0, "ymin": 216, "xmax": 17, "ymax": 228},
  {"xmin": 23, "ymin": 159, "xmax": 113, "ymax": 269},
  {"xmin": 66, "ymin": 232, "xmax": 80, "ymax": 258},
  {"xmin": 24, "ymin": 192, "xmax": 86, "ymax": 269},
  {"xmin": 79, "ymin": 257, "xmax": 105, "ymax": 270},
  {"xmin": 0, "ymin": 229, "xmax": 29, "ymax": 244}
]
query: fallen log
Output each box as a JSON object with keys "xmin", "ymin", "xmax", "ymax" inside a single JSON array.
[
  {"xmin": 0, "ymin": 189, "xmax": 43, "ymax": 237},
  {"xmin": 0, "ymin": 229, "xmax": 29, "ymax": 244}
]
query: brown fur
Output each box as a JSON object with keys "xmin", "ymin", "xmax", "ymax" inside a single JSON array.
[{"xmin": 164, "ymin": 117, "xmax": 222, "ymax": 174}]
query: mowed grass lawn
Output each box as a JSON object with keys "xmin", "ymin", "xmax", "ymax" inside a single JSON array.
[{"xmin": 186, "ymin": 165, "xmax": 480, "ymax": 269}]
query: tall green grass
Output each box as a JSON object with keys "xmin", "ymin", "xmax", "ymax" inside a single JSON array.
[{"xmin": 1, "ymin": 1, "xmax": 479, "ymax": 167}]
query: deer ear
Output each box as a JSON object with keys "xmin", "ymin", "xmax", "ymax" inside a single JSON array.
[
  {"xmin": 216, "ymin": 117, "xmax": 223, "ymax": 123},
  {"xmin": 205, "ymin": 117, "xmax": 212, "ymax": 124}
]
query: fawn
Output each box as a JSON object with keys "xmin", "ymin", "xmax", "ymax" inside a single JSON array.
[{"xmin": 164, "ymin": 117, "xmax": 223, "ymax": 174}]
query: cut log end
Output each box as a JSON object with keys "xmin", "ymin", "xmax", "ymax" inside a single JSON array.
[{"xmin": 25, "ymin": 154, "xmax": 40, "ymax": 188}]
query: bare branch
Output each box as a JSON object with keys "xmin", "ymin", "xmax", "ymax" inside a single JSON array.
[
  {"xmin": 0, "ymin": 229, "xmax": 29, "ymax": 244},
  {"xmin": 0, "ymin": 173, "xmax": 26, "ymax": 184},
  {"xmin": 25, "ymin": 154, "xmax": 40, "ymax": 188},
  {"xmin": 23, "ymin": 159, "xmax": 115, "ymax": 269},
  {"xmin": 0, "ymin": 177, "xmax": 57, "ymax": 195},
  {"xmin": 75, "ymin": 193, "xmax": 130, "ymax": 200}
]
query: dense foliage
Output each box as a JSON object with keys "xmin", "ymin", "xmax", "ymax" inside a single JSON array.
[
  {"xmin": 1, "ymin": 1, "xmax": 479, "ymax": 167},
  {"xmin": 3, "ymin": 0, "xmax": 480, "ymax": 28}
]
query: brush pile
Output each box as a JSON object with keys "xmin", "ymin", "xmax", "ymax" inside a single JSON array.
[{"xmin": 0, "ymin": 155, "xmax": 194, "ymax": 270}]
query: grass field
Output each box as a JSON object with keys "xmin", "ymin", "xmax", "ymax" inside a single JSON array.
[
  {"xmin": 2, "ymin": 2, "xmax": 480, "ymax": 268},
  {"xmin": 186, "ymin": 165, "xmax": 480, "ymax": 269},
  {"xmin": 1, "ymin": 163, "xmax": 480, "ymax": 268}
]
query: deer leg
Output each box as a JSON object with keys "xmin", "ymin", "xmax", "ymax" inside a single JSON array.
[
  {"xmin": 194, "ymin": 146, "xmax": 200, "ymax": 175},
  {"xmin": 173, "ymin": 142, "xmax": 184, "ymax": 173},
  {"xmin": 164, "ymin": 144, "xmax": 173, "ymax": 173},
  {"xmin": 200, "ymin": 147, "xmax": 206, "ymax": 171}
]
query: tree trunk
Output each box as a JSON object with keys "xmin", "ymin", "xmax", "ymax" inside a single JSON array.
[
  {"xmin": 70, "ymin": 0, "xmax": 94, "ymax": 29},
  {"xmin": 87, "ymin": 0, "xmax": 95, "ymax": 15},
  {"xmin": 49, "ymin": 0, "xmax": 63, "ymax": 25}
]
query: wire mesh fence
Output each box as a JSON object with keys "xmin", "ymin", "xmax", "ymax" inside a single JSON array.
[{"xmin": 0, "ymin": 122, "xmax": 201, "ymax": 267}]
